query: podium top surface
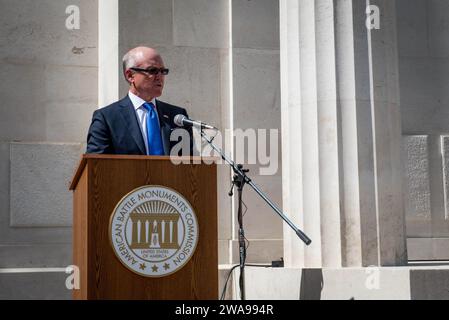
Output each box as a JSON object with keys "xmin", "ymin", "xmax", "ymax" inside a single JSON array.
[{"xmin": 69, "ymin": 154, "xmax": 217, "ymax": 191}]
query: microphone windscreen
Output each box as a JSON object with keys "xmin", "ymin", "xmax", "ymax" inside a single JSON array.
[{"xmin": 174, "ymin": 114, "xmax": 186, "ymax": 127}]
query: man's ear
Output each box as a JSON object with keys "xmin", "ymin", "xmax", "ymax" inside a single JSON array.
[{"xmin": 125, "ymin": 69, "xmax": 134, "ymax": 83}]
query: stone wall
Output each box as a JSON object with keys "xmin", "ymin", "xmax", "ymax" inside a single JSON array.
[
  {"xmin": 397, "ymin": 0, "xmax": 449, "ymax": 259},
  {"xmin": 0, "ymin": 0, "xmax": 98, "ymax": 273},
  {"xmin": 0, "ymin": 1, "xmax": 283, "ymax": 289}
]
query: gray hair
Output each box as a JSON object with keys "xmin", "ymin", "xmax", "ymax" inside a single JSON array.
[{"xmin": 122, "ymin": 50, "xmax": 144, "ymax": 83}]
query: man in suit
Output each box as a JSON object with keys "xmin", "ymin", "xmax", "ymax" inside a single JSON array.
[{"xmin": 86, "ymin": 46, "xmax": 192, "ymax": 155}]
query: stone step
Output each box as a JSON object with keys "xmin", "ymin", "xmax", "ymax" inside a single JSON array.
[{"xmin": 0, "ymin": 269, "xmax": 71, "ymax": 300}]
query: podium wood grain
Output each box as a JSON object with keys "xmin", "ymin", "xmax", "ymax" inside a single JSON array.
[{"xmin": 70, "ymin": 155, "xmax": 218, "ymax": 300}]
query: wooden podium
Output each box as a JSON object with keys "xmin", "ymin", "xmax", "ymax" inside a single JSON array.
[{"xmin": 69, "ymin": 154, "xmax": 218, "ymax": 300}]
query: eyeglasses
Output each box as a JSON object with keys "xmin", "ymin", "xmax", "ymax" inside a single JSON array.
[{"xmin": 130, "ymin": 67, "xmax": 170, "ymax": 76}]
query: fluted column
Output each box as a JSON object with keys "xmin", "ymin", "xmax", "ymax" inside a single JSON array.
[{"xmin": 280, "ymin": 0, "xmax": 406, "ymax": 267}]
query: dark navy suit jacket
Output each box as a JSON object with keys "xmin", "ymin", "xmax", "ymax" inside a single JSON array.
[{"xmin": 86, "ymin": 95, "xmax": 193, "ymax": 155}]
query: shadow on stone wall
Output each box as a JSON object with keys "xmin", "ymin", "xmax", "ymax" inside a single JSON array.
[
  {"xmin": 299, "ymin": 269, "xmax": 323, "ymax": 300},
  {"xmin": 410, "ymin": 269, "xmax": 449, "ymax": 300}
]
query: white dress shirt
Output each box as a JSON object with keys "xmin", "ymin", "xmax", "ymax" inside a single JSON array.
[{"xmin": 128, "ymin": 91, "xmax": 161, "ymax": 155}]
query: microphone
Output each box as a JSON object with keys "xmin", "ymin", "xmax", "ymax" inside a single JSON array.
[{"xmin": 174, "ymin": 114, "xmax": 218, "ymax": 130}]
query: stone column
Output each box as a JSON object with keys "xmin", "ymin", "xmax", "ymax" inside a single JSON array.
[
  {"xmin": 280, "ymin": 0, "xmax": 406, "ymax": 267},
  {"xmin": 99, "ymin": 0, "xmax": 118, "ymax": 107}
]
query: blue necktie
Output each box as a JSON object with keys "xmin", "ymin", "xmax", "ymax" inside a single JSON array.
[{"xmin": 143, "ymin": 102, "xmax": 164, "ymax": 155}]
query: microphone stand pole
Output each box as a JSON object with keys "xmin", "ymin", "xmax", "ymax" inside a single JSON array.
[{"xmin": 200, "ymin": 130, "xmax": 312, "ymax": 300}]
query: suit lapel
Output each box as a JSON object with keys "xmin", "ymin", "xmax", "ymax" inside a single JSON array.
[
  {"xmin": 119, "ymin": 96, "xmax": 146, "ymax": 155},
  {"xmin": 156, "ymin": 100, "xmax": 172, "ymax": 156}
]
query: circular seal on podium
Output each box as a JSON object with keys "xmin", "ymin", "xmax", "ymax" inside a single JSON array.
[{"xmin": 109, "ymin": 185, "xmax": 199, "ymax": 277}]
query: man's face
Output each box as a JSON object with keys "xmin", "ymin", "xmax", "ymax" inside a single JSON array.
[{"xmin": 128, "ymin": 52, "xmax": 166, "ymax": 101}]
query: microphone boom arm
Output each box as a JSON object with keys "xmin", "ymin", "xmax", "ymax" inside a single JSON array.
[{"xmin": 200, "ymin": 130, "xmax": 312, "ymax": 245}]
